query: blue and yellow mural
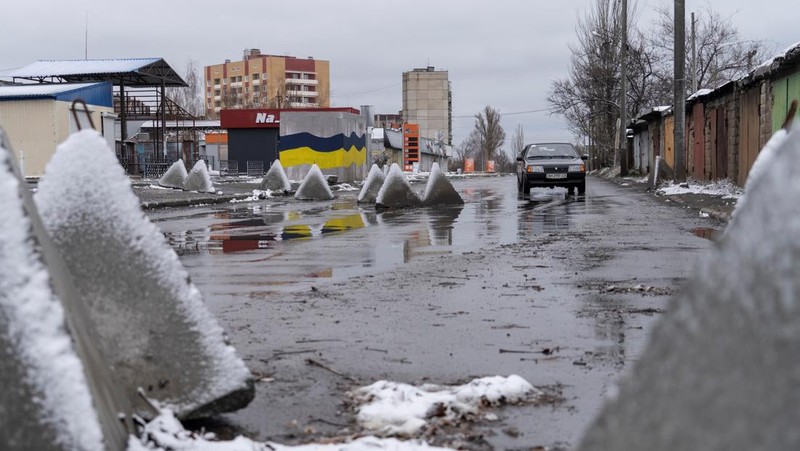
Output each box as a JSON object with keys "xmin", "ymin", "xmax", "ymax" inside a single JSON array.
[{"xmin": 278, "ymin": 131, "xmax": 366, "ymax": 170}]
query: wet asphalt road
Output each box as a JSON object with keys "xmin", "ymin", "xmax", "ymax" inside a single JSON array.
[{"xmin": 148, "ymin": 175, "xmax": 723, "ymax": 450}]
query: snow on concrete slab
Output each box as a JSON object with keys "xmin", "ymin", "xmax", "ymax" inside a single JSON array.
[
  {"xmin": 35, "ymin": 130, "xmax": 253, "ymax": 420},
  {"xmin": 350, "ymin": 375, "xmax": 540, "ymax": 436},
  {"xmin": 158, "ymin": 159, "xmax": 188, "ymax": 189},
  {"xmin": 578, "ymin": 124, "xmax": 800, "ymax": 450},
  {"xmin": 0, "ymin": 142, "xmax": 104, "ymax": 451},
  {"xmin": 729, "ymin": 128, "xmax": 789, "ymax": 224},
  {"xmin": 259, "ymin": 159, "xmax": 292, "ymax": 192},
  {"xmin": 376, "ymin": 163, "xmax": 422, "ymax": 209},
  {"xmin": 184, "ymin": 159, "xmax": 216, "ymax": 193},
  {"xmin": 294, "ymin": 164, "xmax": 334, "ymax": 200},
  {"xmin": 358, "ymin": 164, "xmax": 386, "ymax": 204},
  {"xmin": 421, "ymin": 163, "xmax": 463, "ymax": 207}
]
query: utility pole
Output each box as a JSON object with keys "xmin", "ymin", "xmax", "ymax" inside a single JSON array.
[
  {"xmin": 618, "ymin": 0, "xmax": 628, "ymax": 176},
  {"xmin": 691, "ymin": 12, "xmax": 697, "ymax": 93},
  {"xmin": 674, "ymin": 0, "xmax": 687, "ymax": 182}
]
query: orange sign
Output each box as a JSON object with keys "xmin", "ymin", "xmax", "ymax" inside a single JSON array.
[
  {"xmin": 402, "ymin": 123, "xmax": 420, "ymax": 168},
  {"xmin": 464, "ymin": 158, "xmax": 475, "ymax": 173},
  {"xmin": 486, "ymin": 160, "xmax": 496, "ymax": 173}
]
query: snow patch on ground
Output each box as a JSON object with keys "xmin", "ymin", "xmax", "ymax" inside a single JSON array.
[
  {"xmin": 229, "ymin": 189, "xmax": 274, "ymax": 203},
  {"xmin": 350, "ymin": 375, "xmax": 540, "ymax": 436},
  {"xmin": 656, "ymin": 179, "xmax": 742, "ymax": 199},
  {"xmin": 129, "ymin": 408, "xmax": 453, "ymax": 451}
]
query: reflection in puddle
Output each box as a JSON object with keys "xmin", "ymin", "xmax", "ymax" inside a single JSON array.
[{"xmin": 691, "ymin": 227, "xmax": 719, "ymax": 241}]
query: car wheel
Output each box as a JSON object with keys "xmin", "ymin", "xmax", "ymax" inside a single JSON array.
[
  {"xmin": 578, "ymin": 182, "xmax": 586, "ymax": 195},
  {"xmin": 522, "ymin": 178, "xmax": 530, "ymax": 194},
  {"xmin": 517, "ymin": 176, "xmax": 523, "ymax": 192},
  {"xmin": 567, "ymin": 187, "xmax": 575, "ymax": 196}
]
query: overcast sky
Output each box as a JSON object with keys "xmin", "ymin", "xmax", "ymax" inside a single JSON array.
[{"xmin": 1, "ymin": 0, "xmax": 796, "ymax": 149}]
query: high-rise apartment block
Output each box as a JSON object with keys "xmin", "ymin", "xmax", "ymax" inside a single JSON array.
[
  {"xmin": 402, "ymin": 66, "xmax": 452, "ymax": 145},
  {"xmin": 204, "ymin": 49, "xmax": 330, "ymax": 117}
]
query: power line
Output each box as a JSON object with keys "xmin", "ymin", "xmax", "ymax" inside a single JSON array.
[{"xmin": 331, "ymin": 82, "xmax": 401, "ymax": 98}]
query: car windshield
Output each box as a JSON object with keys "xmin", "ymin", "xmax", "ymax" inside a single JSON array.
[{"xmin": 525, "ymin": 144, "xmax": 578, "ymax": 160}]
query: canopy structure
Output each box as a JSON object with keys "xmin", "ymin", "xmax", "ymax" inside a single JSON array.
[
  {"xmin": 1, "ymin": 58, "xmax": 196, "ymax": 171},
  {"xmin": 1, "ymin": 58, "xmax": 186, "ymax": 87}
]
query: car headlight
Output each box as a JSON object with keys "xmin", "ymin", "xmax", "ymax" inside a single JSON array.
[
  {"xmin": 527, "ymin": 165, "xmax": 544, "ymax": 173},
  {"xmin": 568, "ymin": 164, "xmax": 585, "ymax": 172}
]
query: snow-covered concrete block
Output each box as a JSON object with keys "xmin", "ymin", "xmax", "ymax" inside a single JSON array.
[
  {"xmin": 375, "ymin": 163, "xmax": 422, "ymax": 209},
  {"xmin": 357, "ymin": 164, "xmax": 386, "ymax": 204},
  {"xmin": 259, "ymin": 159, "xmax": 292, "ymax": 192},
  {"xmin": 183, "ymin": 159, "xmax": 215, "ymax": 193},
  {"xmin": 35, "ymin": 130, "xmax": 253, "ymax": 420},
  {"xmin": 421, "ymin": 163, "xmax": 463, "ymax": 206},
  {"xmin": 578, "ymin": 124, "xmax": 800, "ymax": 450},
  {"xmin": 158, "ymin": 159, "xmax": 187, "ymax": 189},
  {"xmin": 294, "ymin": 164, "xmax": 334, "ymax": 200},
  {"xmin": 0, "ymin": 137, "xmax": 129, "ymax": 450}
]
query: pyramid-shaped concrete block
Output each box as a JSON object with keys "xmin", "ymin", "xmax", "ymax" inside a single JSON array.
[
  {"xmin": 183, "ymin": 159, "xmax": 215, "ymax": 193},
  {"xmin": 158, "ymin": 159, "xmax": 188, "ymax": 189},
  {"xmin": 357, "ymin": 164, "xmax": 386, "ymax": 204},
  {"xmin": 259, "ymin": 159, "xmax": 292, "ymax": 192},
  {"xmin": 422, "ymin": 162, "xmax": 463, "ymax": 206},
  {"xmin": 577, "ymin": 125, "xmax": 800, "ymax": 450},
  {"xmin": 35, "ymin": 130, "xmax": 254, "ymax": 420},
  {"xmin": 294, "ymin": 164, "xmax": 334, "ymax": 200},
  {"xmin": 375, "ymin": 163, "xmax": 422, "ymax": 209},
  {"xmin": 1, "ymin": 138, "xmax": 130, "ymax": 450}
]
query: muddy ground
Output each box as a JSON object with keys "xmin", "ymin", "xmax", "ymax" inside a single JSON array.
[{"xmin": 146, "ymin": 175, "xmax": 724, "ymax": 450}]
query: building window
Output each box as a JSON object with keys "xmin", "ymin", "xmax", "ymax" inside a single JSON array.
[
  {"xmin": 215, "ymin": 100, "xmax": 221, "ymax": 107},
  {"xmin": 252, "ymin": 86, "xmax": 260, "ymax": 93},
  {"xmin": 214, "ymin": 78, "xmax": 221, "ymax": 85},
  {"xmin": 214, "ymin": 89, "xmax": 220, "ymax": 96},
  {"xmin": 252, "ymin": 73, "xmax": 259, "ymax": 80}
]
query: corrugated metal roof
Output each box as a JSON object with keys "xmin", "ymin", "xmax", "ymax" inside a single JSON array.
[
  {"xmin": 1, "ymin": 58, "xmax": 186, "ymax": 87},
  {"xmin": 0, "ymin": 82, "xmax": 113, "ymax": 107},
  {"xmin": 0, "ymin": 82, "xmax": 101, "ymax": 98}
]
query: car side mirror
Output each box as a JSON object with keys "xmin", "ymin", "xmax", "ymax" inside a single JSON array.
[
  {"xmin": 516, "ymin": 156, "xmax": 523, "ymax": 162},
  {"xmin": 581, "ymin": 154, "xmax": 589, "ymax": 161}
]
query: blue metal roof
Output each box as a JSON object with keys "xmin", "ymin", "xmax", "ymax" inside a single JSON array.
[{"xmin": 0, "ymin": 82, "xmax": 113, "ymax": 107}]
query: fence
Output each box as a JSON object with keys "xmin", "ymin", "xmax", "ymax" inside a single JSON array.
[
  {"xmin": 219, "ymin": 160, "xmax": 238, "ymax": 176},
  {"xmin": 246, "ymin": 161, "xmax": 264, "ymax": 177},
  {"xmin": 144, "ymin": 158, "xmax": 172, "ymax": 179}
]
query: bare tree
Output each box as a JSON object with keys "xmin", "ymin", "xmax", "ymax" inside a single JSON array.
[
  {"xmin": 166, "ymin": 59, "xmax": 203, "ymax": 117},
  {"xmin": 648, "ymin": 4, "xmax": 770, "ymax": 98},
  {"xmin": 474, "ymin": 105, "xmax": 506, "ymax": 171},
  {"xmin": 451, "ymin": 129, "xmax": 480, "ymax": 171},
  {"xmin": 548, "ymin": 0, "xmax": 634, "ymax": 167}
]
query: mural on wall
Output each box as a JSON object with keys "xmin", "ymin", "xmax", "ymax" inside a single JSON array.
[{"xmin": 278, "ymin": 131, "xmax": 366, "ymax": 170}]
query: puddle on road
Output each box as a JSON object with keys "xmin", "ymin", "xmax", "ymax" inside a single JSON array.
[
  {"xmin": 691, "ymin": 227, "xmax": 719, "ymax": 241},
  {"xmin": 155, "ymin": 178, "xmax": 598, "ymax": 291}
]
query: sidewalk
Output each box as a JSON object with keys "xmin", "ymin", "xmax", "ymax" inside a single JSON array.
[
  {"xmin": 132, "ymin": 178, "xmax": 260, "ymax": 209},
  {"xmin": 598, "ymin": 172, "xmax": 740, "ymax": 224}
]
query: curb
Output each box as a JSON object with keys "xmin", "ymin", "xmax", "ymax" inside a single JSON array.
[{"xmin": 140, "ymin": 194, "xmax": 253, "ymax": 210}]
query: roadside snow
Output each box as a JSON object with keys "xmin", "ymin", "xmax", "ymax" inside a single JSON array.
[
  {"xmin": 229, "ymin": 189, "xmax": 274, "ymax": 203},
  {"xmin": 656, "ymin": 179, "xmax": 742, "ymax": 199},
  {"xmin": 350, "ymin": 375, "xmax": 540, "ymax": 436},
  {"xmin": 130, "ymin": 408, "xmax": 453, "ymax": 451}
]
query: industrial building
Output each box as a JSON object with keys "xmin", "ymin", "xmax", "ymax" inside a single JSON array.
[
  {"xmin": 402, "ymin": 66, "xmax": 452, "ymax": 145},
  {"xmin": 204, "ymin": 49, "xmax": 330, "ymax": 117},
  {"xmin": 0, "ymin": 82, "xmax": 116, "ymax": 177}
]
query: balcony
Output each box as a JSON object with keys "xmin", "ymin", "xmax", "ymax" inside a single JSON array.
[
  {"xmin": 286, "ymin": 89, "xmax": 318, "ymax": 97},
  {"xmin": 284, "ymin": 78, "xmax": 318, "ymax": 86}
]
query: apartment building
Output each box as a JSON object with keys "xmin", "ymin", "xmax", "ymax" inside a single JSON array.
[
  {"xmin": 402, "ymin": 66, "xmax": 452, "ymax": 145},
  {"xmin": 204, "ymin": 49, "xmax": 330, "ymax": 118}
]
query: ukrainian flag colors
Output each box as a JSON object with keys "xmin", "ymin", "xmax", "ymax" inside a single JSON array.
[{"xmin": 278, "ymin": 132, "xmax": 366, "ymax": 170}]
